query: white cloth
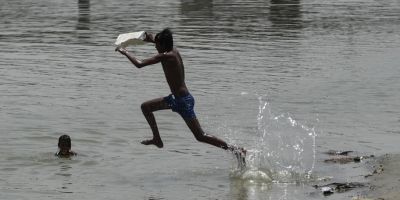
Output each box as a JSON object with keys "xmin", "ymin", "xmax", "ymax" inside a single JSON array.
[{"xmin": 115, "ymin": 31, "xmax": 146, "ymax": 47}]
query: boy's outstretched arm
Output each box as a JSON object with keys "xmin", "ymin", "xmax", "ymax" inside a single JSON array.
[{"xmin": 115, "ymin": 47, "xmax": 163, "ymax": 68}]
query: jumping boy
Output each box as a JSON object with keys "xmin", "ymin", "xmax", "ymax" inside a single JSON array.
[{"xmin": 115, "ymin": 28, "xmax": 245, "ymax": 159}]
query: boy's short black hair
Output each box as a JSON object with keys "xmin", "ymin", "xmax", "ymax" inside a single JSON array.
[
  {"xmin": 58, "ymin": 135, "xmax": 71, "ymax": 148},
  {"xmin": 155, "ymin": 28, "xmax": 173, "ymax": 51}
]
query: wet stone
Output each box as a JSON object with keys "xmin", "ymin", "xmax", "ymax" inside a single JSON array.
[
  {"xmin": 323, "ymin": 150, "xmax": 374, "ymax": 164},
  {"xmin": 314, "ymin": 182, "xmax": 367, "ymax": 196}
]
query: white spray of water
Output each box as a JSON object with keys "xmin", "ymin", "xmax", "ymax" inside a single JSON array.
[{"xmin": 232, "ymin": 94, "xmax": 316, "ymax": 183}]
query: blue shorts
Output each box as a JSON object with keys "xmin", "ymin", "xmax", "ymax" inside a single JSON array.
[{"xmin": 163, "ymin": 93, "xmax": 196, "ymax": 119}]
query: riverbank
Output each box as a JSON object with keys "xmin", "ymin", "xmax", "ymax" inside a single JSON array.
[{"xmin": 362, "ymin": 154, "xmax": 400, "ymax": 200}]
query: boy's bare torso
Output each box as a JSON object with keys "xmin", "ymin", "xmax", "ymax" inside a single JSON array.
[{"xmin": 161, "ymin": 48, "xmax": 189, "ymax": 97}]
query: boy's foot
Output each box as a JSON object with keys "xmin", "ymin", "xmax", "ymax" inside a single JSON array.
[
  {"xmin": 229, "ymin": 146, "xmax": 246, "ymax": 168},
  {"xmin": 141, "ymin": 139, "xmax": 164, "ymax": 148}
]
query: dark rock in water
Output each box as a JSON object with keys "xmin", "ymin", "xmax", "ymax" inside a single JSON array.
[
  {"xmin": 324, "ymin": 156, "xmax": 362, "ymax": 163},
  {"xmin": 314, "ymin": 182, "xmax": 367, "ymax": 196},
  {"xmin": 320, "ymin": 186, "xmax": 334, "ymax": 196},
  {"xmin": 325, "ymin": 150, "xmax": 354, "ymax": 156},
  {"xmin": 324, "ymin": 154, "xmax": 374, "ymax": 164},
  {"xmin": 318, "ymin": 151, "xmax": 375, "ymax": 196}
]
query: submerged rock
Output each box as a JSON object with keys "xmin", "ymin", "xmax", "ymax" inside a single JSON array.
[
  {"xmin": 324, "ymin": 156, "xmax": 366, "ymax": 163},
  {"xmin": 323, "ymin": 150, "xmax": 374, "ymax": 164},
  {"xmin": 324, "ymin": 150, "xmax": 354, "ymax": 156},
  {"xmin": 314, "ymin": 182, "xmax": 367, "ymax": 196}
]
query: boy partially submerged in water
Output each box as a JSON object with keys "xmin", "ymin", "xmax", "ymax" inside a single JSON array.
[
  {"xmin": 56, "ymin": 135, "xmax": 77, "ymax": 158},
  {"xmin": 115, "ymin": 28, "xmax": 245, "ymax": 159}
]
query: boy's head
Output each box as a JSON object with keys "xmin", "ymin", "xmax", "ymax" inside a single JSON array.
[
  {"xmin": 155, "ymin": 28, "xmax": 173, "ymax": 52},
  {"xmin": 58, "ymin": 135, "xmax": 71, "ymax": 152}
]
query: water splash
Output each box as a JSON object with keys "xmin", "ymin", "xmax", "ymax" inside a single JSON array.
[{"xmin": 232, "ymin": 94, "xmax": 316, "ymax": 183}]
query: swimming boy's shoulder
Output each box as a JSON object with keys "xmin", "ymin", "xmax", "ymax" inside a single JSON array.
[{"xmin": 56, "ymin": 151, "xmax": 77, "ymax": 158}]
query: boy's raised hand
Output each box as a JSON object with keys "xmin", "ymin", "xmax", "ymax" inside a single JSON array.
[
  {"xmin": 144, "ymin": 32, "xmax": 154, "ymax": 43},
  {"xmin": 115, "ymin": 46, "xmax": 128, "ymax": 55}
]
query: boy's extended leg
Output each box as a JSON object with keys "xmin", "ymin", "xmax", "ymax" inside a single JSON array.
[
  {"xmin": 184, "ymin": 118, "xmax": 246, "ymax": 165},
  {"xmin": 184, "ymin": 117, "xmax": 230, "ymax": 150},
  {"xmin": 140, "ymin": 97, "xmax": 170, "ymax": 148}
]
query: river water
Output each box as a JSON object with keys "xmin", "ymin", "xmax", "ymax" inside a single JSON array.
[{"xmin": 1, "ymin": 0, "xmax": 399, "ymax": 199}]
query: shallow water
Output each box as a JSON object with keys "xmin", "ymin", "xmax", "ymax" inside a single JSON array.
[{"xmin": 1, "ymin": 0, "xmax": 399, "ymax": 199}]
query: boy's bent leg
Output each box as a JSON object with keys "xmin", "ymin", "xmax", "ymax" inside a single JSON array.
[
  {"xmin": 184, "ymin": 117, "xmax": 246, "ymax": 164},
  {"xmin": 184, "ymin": 117, "xmax": 230, "ymax": 150},
  {"xmin": 140, "ymin": 97, "xmax": 170, "ymax": 148}
]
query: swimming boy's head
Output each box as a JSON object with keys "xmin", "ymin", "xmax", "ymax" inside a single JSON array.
[
  {"xmin": 155, "ymin": 28, "xmax": 173, "ymax": 53},
  {"xmin": 58, "ymin": 134, "xmax": 71, "ymax": 152}
]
